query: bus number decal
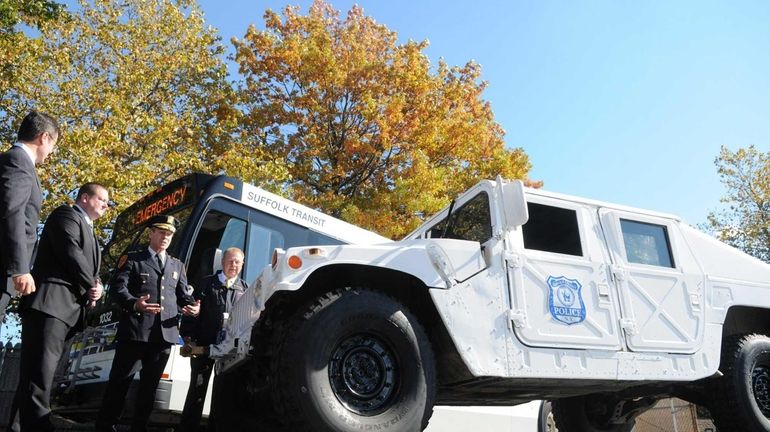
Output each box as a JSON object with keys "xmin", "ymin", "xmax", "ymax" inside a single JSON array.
[{"xmin": 99, "ymin": 311, "xmax": 113, "ymax": 324}]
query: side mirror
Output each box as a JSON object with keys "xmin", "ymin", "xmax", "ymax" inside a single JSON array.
[{"xmin": 501, "ymin": 180, "xmax": 529, "ymax": 229}]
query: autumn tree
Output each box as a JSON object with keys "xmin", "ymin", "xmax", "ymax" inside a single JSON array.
[
  {"xmin": 707, "ymin": 145, "xmax": 770, "ymax": 262},
  {"xmin": 0, "ymin": 0, "xmax": 287, "ymax": 225},
  {"xmin": 0, "ymin": 0, "xmax": 62, "ymax": 141},
  {"xmin": 235, "ymin": 0, "xmax": 533, "ymax": 238},
  {"xmin": 0, "ymin": 0, "xmax": 61, "ymax": 32}
]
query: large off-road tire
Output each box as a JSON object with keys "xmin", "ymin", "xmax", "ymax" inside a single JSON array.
[
  {"xmin": 709, "ymin": 333, "xmax": 770, "ymax": 432},
  {"xmin": 552, "ymin": 396, "xmax": 635, "ymax": 432},
  {"xmin": 271, "ymin": 288, "xmax": 436, "ymax": 432}
]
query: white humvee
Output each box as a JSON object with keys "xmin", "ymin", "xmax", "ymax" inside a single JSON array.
[{"xmin": 217, "ymin": 178, "xmax": 770, "ymax": 432}]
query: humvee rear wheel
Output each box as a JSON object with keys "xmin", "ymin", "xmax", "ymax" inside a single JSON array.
[
  {"xmin": 271, "ymin": 288, "xmax": 436, "ymax": 432},
  {"xmin": 709, "ymin": 334, "xmax": 770, "ymax": 432},
  {"xmin": 552, "ymin": 395, "xmax": 636, "ymax": 432},
  {"xmin": 538, "ymin": 400, "xmax": 558, "ymax": 432}
]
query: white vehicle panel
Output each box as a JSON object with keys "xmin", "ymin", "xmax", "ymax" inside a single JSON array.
[
  {"xmin": 599, "ymin": 209, "xmax": 704, "ymax": 353},
  {"xmin": 682, "ymin": 224, "xmax": 770, "ymax": 287},
  {"xmin": 510, "ymin": 203, "xmax": 623, "ymax": 351}
]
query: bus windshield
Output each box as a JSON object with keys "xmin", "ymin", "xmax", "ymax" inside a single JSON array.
[
  {"xmin": 100, "ymin": 206, "xmax": 194, "ymax": 282},
  {"xmin": 99, "ymin": 174, "xmax": 212, "ymax": 282}
]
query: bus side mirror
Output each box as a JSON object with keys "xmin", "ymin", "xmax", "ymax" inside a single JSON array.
[{"xmin": 501, "ymin": 180, "xmax": 529, "ymax": 230}]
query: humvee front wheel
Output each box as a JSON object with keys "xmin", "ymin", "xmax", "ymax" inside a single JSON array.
[
  {"xmin": 271, "ymin": 288, "xmax": 436, "ymax": 432},
  {"xmin": 709, "ymin": 334, "xmax": 770, "ymax": 432},
  {"xmin": 552, "ymin": 395, "xmax": 636, "ymax": 432}
]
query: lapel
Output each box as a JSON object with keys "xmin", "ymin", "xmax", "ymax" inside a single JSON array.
[
  {"xmin": 11, "ymin": 146, "xmax": 42, "ymax": 203},
  {"xmin": 72, "ymin": 206, "xmax": 98, "ymax": 273},
  {"xmin": 95, "ymin": 231, "xmax": 101, "ymax": 272},
  {"xmin": 144, "ymin": 249, "xmax": 163, "ymax": 275}
]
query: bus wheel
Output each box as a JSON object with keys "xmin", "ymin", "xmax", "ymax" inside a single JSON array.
[
  {"xmin": 539, "ymin": 400, "xmax": 558, "ymax": 432},
  {"xmin": 271, "ymin": 288, "xmax": 436, "ymax": 432},
  {"xmin": 709, "ymin": 334, "xmax": 770, "ymax": 432},
  {"xmin": 552, "ymin": 395, "xmax": 638, "ymax": 432}
]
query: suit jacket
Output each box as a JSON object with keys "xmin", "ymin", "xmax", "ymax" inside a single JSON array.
[
  {"xmin": 111, "ymin": 250, "xmax": 195, "ymax": 344},
  {"xmin": 0, "ymin": 146, "xmax": 42, "ymax": 282},
  {"xmin": 180, "ymin": 271, "xmax": 247, "ymax": 346},
  {"xmin": 21, "ymin": 205, "xmax": 100, "ymax": 329}
]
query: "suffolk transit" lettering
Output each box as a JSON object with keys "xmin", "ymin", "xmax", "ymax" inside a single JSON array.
[{"xmin": 246, "ymin": 191, "xmax": 326, "ymax": 228}]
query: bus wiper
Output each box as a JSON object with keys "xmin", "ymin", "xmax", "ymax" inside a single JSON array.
[{"xmin": 439, "ymin": 199, "xmax": 456, "ymax": 239}]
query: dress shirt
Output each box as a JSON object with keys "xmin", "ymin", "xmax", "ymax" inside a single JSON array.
[
  {"xmin": 13, "ymin": 142, "xmax": 36, "ymax": 166},
  {"xmin": 217, "ymin": 272, "xmax": 237, "ymax": 288},
  {"xmin": 73, "ymin": 204, "xmax": 93, "ymax": 226},
  {"xmin": 148, "ymin": 247, "xmax": 166, "ymax": 267}
]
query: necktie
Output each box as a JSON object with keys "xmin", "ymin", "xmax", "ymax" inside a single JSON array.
[{"xmin": 156, "ymin": 253, "xmax": 164, "ymax": 270}]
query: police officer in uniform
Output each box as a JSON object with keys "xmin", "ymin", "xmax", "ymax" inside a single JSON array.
[{"xmin": 95, "ymin": 215, "xmax": 200, "ymax": 432}]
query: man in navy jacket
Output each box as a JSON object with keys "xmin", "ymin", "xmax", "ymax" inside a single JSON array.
[{"xmin": 96, "ymin": 214, "xmax": 200, "ymax": 432}]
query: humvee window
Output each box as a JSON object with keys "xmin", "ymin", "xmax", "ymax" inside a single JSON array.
[
  {"xmin": 428, "ymin": 192, "xmax": 492, "ymax": 244},
  {"xmin": 620, "ymin": 219, "xmax": 674, "ymax": 268},
  {"xmin": 522, "ymin": 203, "xmax": 583, "ymax": 256}
]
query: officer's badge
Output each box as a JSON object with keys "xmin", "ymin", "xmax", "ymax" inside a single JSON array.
[
  {"xmin": 172, "ymin": 271, "xmax": 179, "ymax": 280},
  {"xmin": 547, "ymin": 276, "xmax": 586, "ymax": 325}
]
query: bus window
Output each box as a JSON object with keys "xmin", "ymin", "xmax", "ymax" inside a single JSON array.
[
  {"xmin": 308, "ymin": 230, "xmax": 344, "ymax": 246},
  {"xmin": 243, "ymin": 211, "xmax": 345, "ymax": 283},
  {"xmin": 187, "ymin": 210, "xmax": 247, "ymax": 290},
  {"xmin": 244, "ymin": 223, "xmax": 285, "ymax": 284}
]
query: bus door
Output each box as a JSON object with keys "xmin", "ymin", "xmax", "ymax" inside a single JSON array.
[{"xmin": 185, "ymin": 197, "xmax": 249, "ymax": 291}]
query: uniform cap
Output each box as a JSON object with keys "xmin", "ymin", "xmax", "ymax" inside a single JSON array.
[{"xmin": 149, "ymin": 214, "xmax": 176, "ymax": 233}]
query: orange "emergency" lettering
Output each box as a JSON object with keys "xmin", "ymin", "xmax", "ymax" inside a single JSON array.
[{"xmin": 133, "ymin": 186, "xmax": 188, "ymax": 226}]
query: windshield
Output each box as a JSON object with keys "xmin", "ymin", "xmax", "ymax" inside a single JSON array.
[{"xmin": 100, "ymin": 206, "xmax": 193, "ymax": 283}]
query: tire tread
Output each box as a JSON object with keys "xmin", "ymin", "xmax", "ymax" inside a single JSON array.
[
  {"xmin": 709, "ymin": 333, "xmax": 769, "ymax": 432},
  {"xmin": 269, "ymin": 287, "xmax": 436, "ymax": 432}
]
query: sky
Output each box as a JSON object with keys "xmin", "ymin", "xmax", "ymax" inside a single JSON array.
[{"xmin": 200, "ymin": 1, "xmax": 769, "ymax": 225}]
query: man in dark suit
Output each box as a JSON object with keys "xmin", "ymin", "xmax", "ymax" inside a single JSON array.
[
  {"xmin": 95, "ymin": 214, "xmax": 200, "ymax": 432},
  {"xmin": 0, "ymin": 111, "xmax": 59, "ymax": 326},
  {"xmin": 178, "ymin": 247, "xmax": 247, "ymax": 432},
  {"xmin": 11, "ymin": 182, "xmax": 109, "ymax": 431}
]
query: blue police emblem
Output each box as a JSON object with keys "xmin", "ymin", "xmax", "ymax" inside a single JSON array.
[{"xmin": 547, "ymin": 276, "xmax": 586, "ymax": 325}]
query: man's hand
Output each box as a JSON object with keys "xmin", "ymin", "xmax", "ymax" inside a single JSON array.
[
  {"xmin": 13, "ymin": 273, "xmax": 35, "ymax": 296},
  {"xmin": 188, "ymin": 345, "xmax": 206, "ymax": 358},
  {"xmin": 180, "ymin": 337, "xmax": 193, "ymax": 357},
  {"xmin": 182, "ymin": 299, "xmax": 200, "ymax": 317},
  {"xmin": 88, "ymin": 279, "xmax": 103, "ymax": 302},
  {"xmin": 135, "ymin": 294, "xmax": 161, "ymax": 314},
  {"xmin": 180, "ymin": 337, "xmax": 207, "ymax": 358}
]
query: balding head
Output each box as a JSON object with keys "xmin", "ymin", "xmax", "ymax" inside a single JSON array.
[{"xmin": 221, "ymin": 247, "xmax": 244, "ymax": 280}]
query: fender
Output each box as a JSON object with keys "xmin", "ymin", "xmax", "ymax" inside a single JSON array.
[
  {"xmin": 680, "ymin": 224, "xmax": 770, "ymax": 324},
  {"xmin": 218, "ymin": 238, "xmax": 486, "ymax": 371},
  {"xmin": 268, "ymin": 238, "xmax": 486, "ymax": 295}
]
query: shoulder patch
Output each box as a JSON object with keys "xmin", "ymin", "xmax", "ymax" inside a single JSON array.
[{"xmin": 117, "ymin": 254, "xmax": 128, "ymax": 269}]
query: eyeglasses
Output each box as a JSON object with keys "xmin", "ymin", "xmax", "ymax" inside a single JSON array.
[{"xmin": 43, "ymin": 132, "xmax": 58, "ymax": 152}]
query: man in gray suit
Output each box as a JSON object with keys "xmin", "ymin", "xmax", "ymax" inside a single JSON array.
[
  {"xmin": 11, "ymin": 182, "xmax": 109, "ymax": 431},
  {"xmin": 0, "ymin": 111, "xmax": 59, "ymax": 326}
]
